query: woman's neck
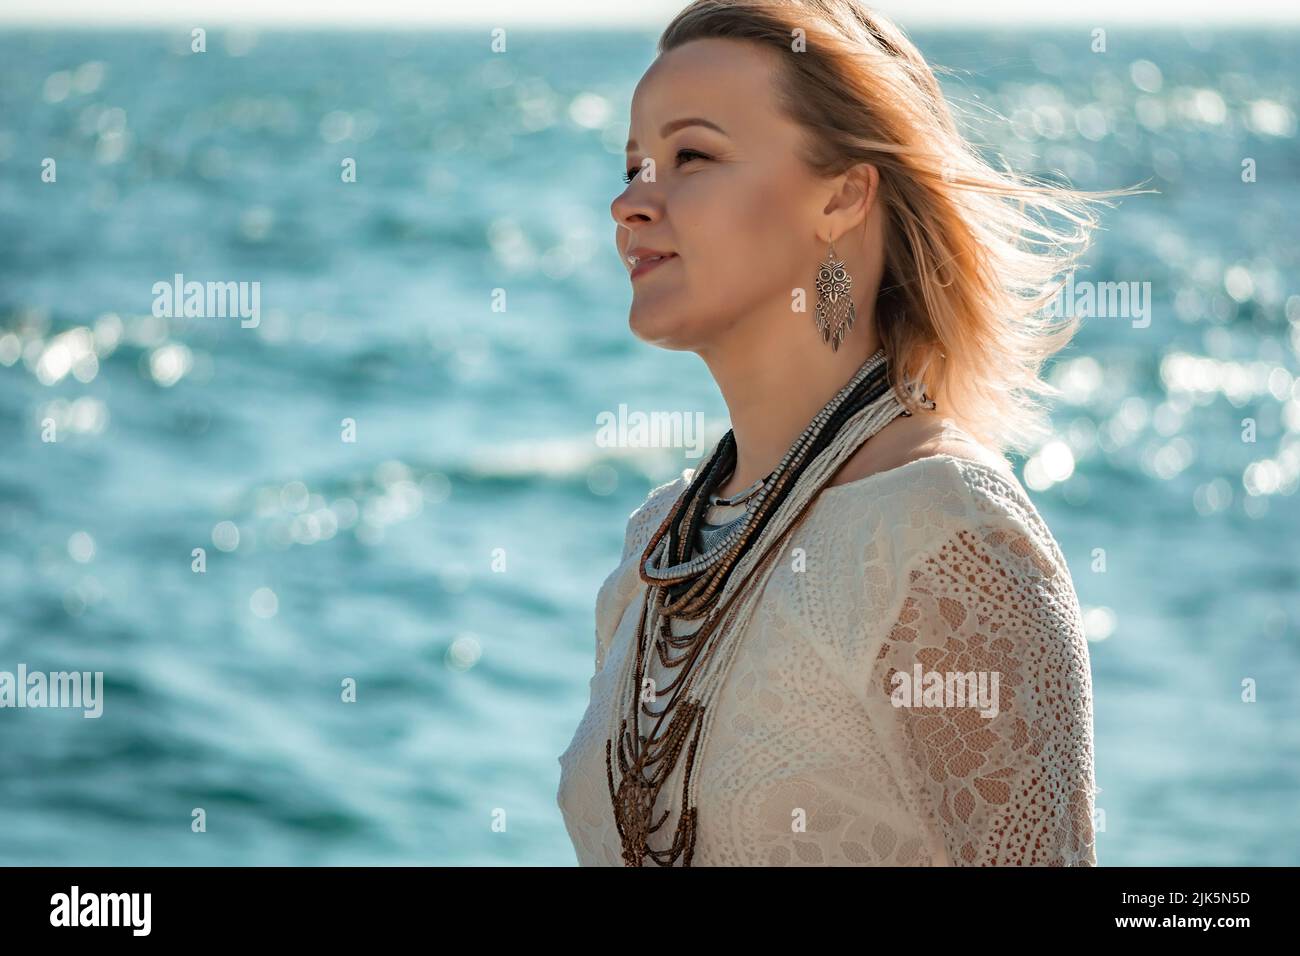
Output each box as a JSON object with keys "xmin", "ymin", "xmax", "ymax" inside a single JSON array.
[{"xmin": 698, "ymin": 317, "xmax": 883, "ymax": 500}]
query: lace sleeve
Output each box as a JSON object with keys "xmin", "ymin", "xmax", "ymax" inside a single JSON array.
[{"xmin": 863, "ymin": 490, "xmax": 1097, "ymax": 866}]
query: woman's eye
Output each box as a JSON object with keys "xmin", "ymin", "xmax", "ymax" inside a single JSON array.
[{"xmin": 622, "ymin": 149, "xmax": 709, "ymax": 184}]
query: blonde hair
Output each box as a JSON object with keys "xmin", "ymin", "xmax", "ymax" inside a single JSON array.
[{"xmin": 660, "ymin": 0, "xmax": 1139, "ymax": 459}]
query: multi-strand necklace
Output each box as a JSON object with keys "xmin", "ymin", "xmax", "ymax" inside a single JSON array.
[
  {"xmin": 603, "ymin": 348, "xmax": 929, "ymax": 866},
  {"xmin": 692, "ymin": 468, "xmax": 771, "ymax": 554}
]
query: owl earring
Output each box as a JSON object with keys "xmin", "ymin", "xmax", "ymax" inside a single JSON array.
[{"xmin": 814, "ymin": 239, "xmax": 855, "ymax": 352}]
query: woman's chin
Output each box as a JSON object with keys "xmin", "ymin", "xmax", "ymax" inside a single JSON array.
[{"xmin": 627, "ymin": 305, "xmax": 698, "ymax": 351}]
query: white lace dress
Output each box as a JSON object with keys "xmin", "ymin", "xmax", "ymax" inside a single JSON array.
[{"xmin": 556, "ymin": 444, "xmax": 1097, "ymax": 866}]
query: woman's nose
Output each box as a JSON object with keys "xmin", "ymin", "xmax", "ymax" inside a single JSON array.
[{"xmin": 610, "ymin": 180, "xmax": 658, "ymax": 229}]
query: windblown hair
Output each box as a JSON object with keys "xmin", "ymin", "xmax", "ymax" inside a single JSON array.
[{"xmin": 661, "ymin": 0, "xmax": 1132, "ymax": 458}]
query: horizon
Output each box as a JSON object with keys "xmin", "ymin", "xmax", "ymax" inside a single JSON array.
[{"xmin": 2, "ymin": 0, "xmax": 1298, "ymax": 27}]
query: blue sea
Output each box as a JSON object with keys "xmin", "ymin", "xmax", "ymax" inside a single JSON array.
[{"xmin": 0, "ymin": 26, "xmax": 1297, "ymax": 865}]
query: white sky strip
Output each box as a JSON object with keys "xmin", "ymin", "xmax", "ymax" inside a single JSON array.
[{"xmin": 1, "ymin": 0, "xmax": 1297, "ymax": 25}]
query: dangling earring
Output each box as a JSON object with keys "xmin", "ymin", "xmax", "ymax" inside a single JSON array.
[{"xmin": 814, "ymin": 239, "xmax": 855, "ymax": 352}]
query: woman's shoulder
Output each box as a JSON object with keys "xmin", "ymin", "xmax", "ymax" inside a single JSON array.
[
  {"xmin": 594, "ymin": 471, "xmax": 694, "ymax": 662},
  {"xmin": 827, "ymin": 412, "xmax": 1007, "ymax": 486},
  {"xmin": 822, "ymin": 416, "xmax": 1042, "ymax": 529},
  {"xmin": 619, "ymin": 468, "xmax": 693, "ymax": 560},
  {"xmin": 820, "ymin": 434, "xmax": 1069, "ymax": 582},
  {"xmin": 918, "ymin": 454, "xmax": 1065, "ymax": 567}
]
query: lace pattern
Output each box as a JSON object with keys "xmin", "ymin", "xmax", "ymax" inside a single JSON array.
[{"xmin": 559, "ymin": 455, "xmax": 1097, "ymax": 866}]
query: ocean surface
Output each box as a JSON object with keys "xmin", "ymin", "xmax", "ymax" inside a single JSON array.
[{"xmin": 0, "ymin": 26, "xmax": 1297, "ymax": 865}]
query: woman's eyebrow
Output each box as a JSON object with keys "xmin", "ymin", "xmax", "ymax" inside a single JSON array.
[{"xmin": 626, "ymin": 117, "xmax": 729, "ymax": 152}]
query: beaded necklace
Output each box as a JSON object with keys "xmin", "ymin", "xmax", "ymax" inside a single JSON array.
[{"xmin": 604, "ymin": 348, "xmax": 930, "ymax": 865}]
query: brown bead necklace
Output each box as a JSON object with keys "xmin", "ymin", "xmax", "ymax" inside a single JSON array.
[{"xmin": 604, "ymin": 349, "xmax": 928, "ymax": 865}]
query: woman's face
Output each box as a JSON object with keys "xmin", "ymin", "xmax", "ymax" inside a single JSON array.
[{"xmin": 611, "ymin": 38, "xmax": 831, "ymax": 353}]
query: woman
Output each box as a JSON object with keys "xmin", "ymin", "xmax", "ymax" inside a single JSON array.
[{"xmin": 558, "ymin": 0, "xmax": 1111, "ymax": 866}]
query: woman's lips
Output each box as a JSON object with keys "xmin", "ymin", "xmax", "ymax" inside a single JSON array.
[{"xmin": 631, "ymin": 253, "xmax": 678, "ymax": 280}]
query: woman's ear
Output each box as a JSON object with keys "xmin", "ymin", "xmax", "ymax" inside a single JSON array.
[
  {"xmin": 821, "ymin": 162, "xmax": 881, "ymax": 239},
  {"xmin": 855, "ymin": 162, "xmax": 881, "ymax": 217}
]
